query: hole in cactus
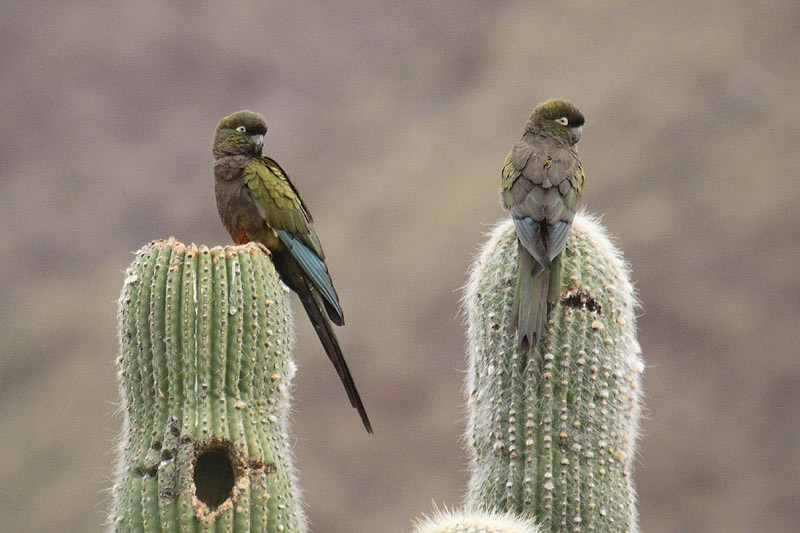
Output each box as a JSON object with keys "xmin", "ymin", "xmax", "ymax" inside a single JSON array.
[
  {"xmin": 193, "ymin": 441, "xmax": 235, "ymax": 510},
  {"xmin": 562, "ymin": 288, "xmax": 603, "ymax": 314}
]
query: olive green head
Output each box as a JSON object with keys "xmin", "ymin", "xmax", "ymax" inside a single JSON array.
[
  {"xmin": 213, "ymin": 110, "xmax": 268, "ymax": 156},
  {"xmin": 525, "ymin": 98, "xmax": 585, "ymax": 145}
]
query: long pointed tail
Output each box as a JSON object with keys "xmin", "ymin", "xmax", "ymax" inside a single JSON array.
[
  {"xmin": 297, "ymin": 289, "xmax": 373, "ymax": 433},
  {"xmin": 513, "ymin": 248, "xmax": 549, "ymax": 353}
]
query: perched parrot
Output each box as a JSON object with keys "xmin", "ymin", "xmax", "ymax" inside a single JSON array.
[
  {"xmin": 213, "ymin": 110, "xmax": 372, "ymax": 433},
  {"xmin": 501, "ymin": 99, "xmax": 585, "ymax": 353}
]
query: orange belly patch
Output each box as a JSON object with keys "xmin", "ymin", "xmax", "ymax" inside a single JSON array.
[{"xmin": 228, "ymin": 227, "xmax": 251, "ymax": 245}]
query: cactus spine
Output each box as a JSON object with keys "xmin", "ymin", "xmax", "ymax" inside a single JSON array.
[
  {"xmin": 464, "ymin": 213, "xmax": 643, "ymax": 532},
  {"xmin": 413, "ymin": 508, "xmax": 542, "ymax": 533},
  {"xmin": 110, "ymin": 238, "xmax": 306, "ymax": 532}
]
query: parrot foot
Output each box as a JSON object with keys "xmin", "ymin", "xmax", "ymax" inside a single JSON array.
[{"xmin": 254, "ymin": 242, "xmax": 271, "ymax": 256}]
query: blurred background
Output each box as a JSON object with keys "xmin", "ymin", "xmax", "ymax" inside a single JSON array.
[{"xmin": 1, "ymin": 1, "xmax": 798, "ymax": 531}]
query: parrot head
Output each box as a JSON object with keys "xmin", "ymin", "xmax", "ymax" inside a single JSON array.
[
  {"xmin": 525, "ymin": 99, "xmax": 585, "ymax": 146},
  {"xmin": 213, "ymin": 110, "xmax": 268, "ymax": 156}
]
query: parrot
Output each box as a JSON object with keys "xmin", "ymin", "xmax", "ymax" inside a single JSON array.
[
  {"xmin": 213, "ymin": 110, "xmax": 372, "ymax": 433},
  {"xmin": 501, "ymin": 99, "xmax": 585, "ymax": 353}
]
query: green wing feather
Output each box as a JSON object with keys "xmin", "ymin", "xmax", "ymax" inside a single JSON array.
[
  {"xmin": 243, "ymin": 157, "xmax": 324, "ymax": 257},
  {"xmin": 501, "ymin": 147, "xmax": 524, "ymax": 208}
]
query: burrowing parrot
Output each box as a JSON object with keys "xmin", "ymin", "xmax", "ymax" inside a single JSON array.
[
  {"xmin": 213, "ymin": 110, "xmax": 372, "ymax": 433},
  {"xmin": 502, "ymin": 99, "xmax": 585, "ymax": 353}
]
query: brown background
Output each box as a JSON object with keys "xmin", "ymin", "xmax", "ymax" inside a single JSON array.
[{"xmin": 1, "ymin": 1, "xmax": 798, "ymax": 532}]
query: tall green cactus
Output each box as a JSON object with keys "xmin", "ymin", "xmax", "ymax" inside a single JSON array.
[
  {"xmin": 464, "ymin": 213, "xmax": 643, "ymax": 532},
  {"xmin": 109, "ymin": 238, "xmax": 306, "ymax": 532}
]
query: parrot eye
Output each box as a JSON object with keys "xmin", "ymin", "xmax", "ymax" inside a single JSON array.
[
  {"xmin": 555, "ymin": 117, "xmax": 569, "ymax": 126},
  {"xmin": 235, "ymin": 125, "xmax": 247, "ymax": 133}
]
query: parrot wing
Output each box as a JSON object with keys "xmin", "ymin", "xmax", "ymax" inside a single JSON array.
[
  {"xmin": 543, "ymin": 148, "xmax": 583, "ymax": 261},
  {"xmin": 506, "ymin": 138, "xmax": 583, "ymax": 267},
  {"xmin": 243, "ymin": 157, "xmax": 344, "ymax": 324},
  {"xmin": 275, "ymin": 228, "xmax": 343, "ymax": 324},
  {"xmin": 501, "ymin": 141, "xmax": 533, "ymax": 208},
  {"xmin": 510, "ymin": 212, "xmax": 551, "ymax": 270},
  {"xmin": 243, "ymin": 157, "xmax": 323, "ymax": 254}
]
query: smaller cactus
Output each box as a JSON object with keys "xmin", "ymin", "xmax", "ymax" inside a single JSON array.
[
  {"xmin": 413, "ymin": 508, "xmax": 541, "ymax": 533},
  {"xmin": 464, "ymin": 213, "xmax": 643, "ymax": 532},
  {"xmin": 109, "ymin": 238, "xmax": 306, "ymax": 532}
]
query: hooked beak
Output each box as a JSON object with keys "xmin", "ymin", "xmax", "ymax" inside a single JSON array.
[
  {"xmin": 250, "ymin": 134, "xmax": 264, "ymax": 151},
  {"xmin": 570, "ymin": 125, "xmax": 583, "ymax": 143}
]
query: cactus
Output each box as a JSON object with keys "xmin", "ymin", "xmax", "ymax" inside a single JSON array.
[
  {"xmin": 463, "ymin": 213, "xmax": 643, "ymax": 532},
  {"xmin": 109, "ymin": 238, "xmax": 306, "ymax": 532},
  {"xmin": 413, "ymin": 508, "xmax": 541, "ymax": 533}
]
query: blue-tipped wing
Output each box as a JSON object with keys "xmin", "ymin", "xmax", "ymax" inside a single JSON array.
[{"xmin": 276, "ymin": 229, "xmax": 344, "ymax": 324}]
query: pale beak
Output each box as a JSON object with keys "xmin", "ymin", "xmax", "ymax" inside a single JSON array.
[
  {"xmin": 250, "ymin": 134, "xmax": 264, "ymax": 151},
  {"xmin": 570, "ymin": 125, "xmax": 583, "ymax": 143}
]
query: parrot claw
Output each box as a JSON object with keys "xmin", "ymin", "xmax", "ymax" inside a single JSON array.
[{"xmin": 254, "ymin": 242, "xmax": 271, "ymax": 256}]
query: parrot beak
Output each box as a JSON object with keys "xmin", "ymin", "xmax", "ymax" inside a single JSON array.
[
  {"xmin": 570, "ymin": 125, "xmax": 583, "ymax": 143},
  {"xmin": 250, "ymin": 134, "xmax": 264, "ymax": 151}
]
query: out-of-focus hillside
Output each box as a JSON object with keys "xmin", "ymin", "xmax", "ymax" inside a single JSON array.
[{"xmin": 1, "ymin": 1, "xmax": 798, "ymax": 532}]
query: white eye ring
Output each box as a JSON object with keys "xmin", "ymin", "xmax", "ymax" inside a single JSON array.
[
  {"xmin": 235, "ymin": 125, "xmax": 247, "ymax": 133},
  {"xmin": 555, "ymin": 117, "xmax": 569, "ymax": 126}
]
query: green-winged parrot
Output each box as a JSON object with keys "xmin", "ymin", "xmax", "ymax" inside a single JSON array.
[{"xmin": 213, "ymin": 110, "xmax": 372, "ymax": 433}]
